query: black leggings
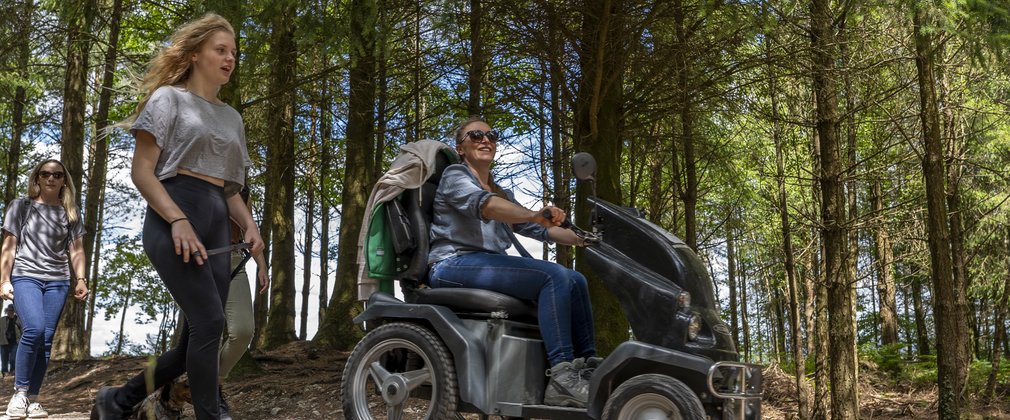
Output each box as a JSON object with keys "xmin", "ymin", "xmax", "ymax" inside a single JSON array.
[{"xmin": 115, "ymin": 175, "xmax": 231, "ymax": 419}]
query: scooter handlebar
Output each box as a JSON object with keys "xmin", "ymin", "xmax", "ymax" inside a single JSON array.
[
  {"xmin": 541, "ymin": 208, "xmax": 599, "ymax": 245},
  {"xmin": 541, "ymin": 208, "xmax": 573, "ymax": 229}
]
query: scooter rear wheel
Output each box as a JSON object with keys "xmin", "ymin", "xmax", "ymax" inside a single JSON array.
[
  {"xmin": 341, "ymin": 322, "xmax": 459, "ymax": 420},
  {"xmin": 601, "ymin": 373, "xmax": 705, "ymax": 420}
]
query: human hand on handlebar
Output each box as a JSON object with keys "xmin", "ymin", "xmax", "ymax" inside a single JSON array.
[
  {"xmin": 541, "ymin": 208, "xmax": 600, "ymax": 246},
  {"xmin": 534, "ymin": 207, "xmax": 567, "ymax": 228}
]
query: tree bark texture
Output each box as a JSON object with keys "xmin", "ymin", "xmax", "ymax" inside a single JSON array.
[
  {"xmin": 53, "ymin": 0, "xmax": 96, "ymax": 361},
  {"xmin": 772, "ymin": 56, "xmax": 807, "ymax": 416},
  {"xmin": 262, "ymin": 0, "xmax": 299, "ymax": 349},
  {"xmin": 82, "ymin": 0, "xmax": 123, "ymax": 346},
  {"xmin": 672, "ymin": 0, "xmax": 698, "ymax": 251},
  {"xmin": 810, "ymin": 0, "xmax": 858, "ymax": 416},
  {"xmin": 574, "ymin": 0, "xmax": 629, "ymax": 355},
  {"xmin": 870, "ymin": 179, "xmax": 899, "ymax": 345},
  {"xmin": 300, "ymin": 171, "xmax": 315, "ymax": 340},
  {"xmin": 315, "ymin": 0, "xmax": 378, "ymax": 349},
  {"xmin": 468, "ymin": 0, "xmax": 483, "ymax": 116},
  {"xmin": 912, "ymin": 7, "xmax": 970, "ymax": 418}
]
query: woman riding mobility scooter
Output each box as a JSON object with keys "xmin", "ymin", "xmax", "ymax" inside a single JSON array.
[{"xmin": 342, "ymin": 142, "xmax": 762, "ymax": 419}]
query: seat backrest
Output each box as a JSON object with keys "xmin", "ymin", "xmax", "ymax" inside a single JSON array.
[{"xmin": 394, "ymin": 151, "xmax": 452, "ymax": 286}]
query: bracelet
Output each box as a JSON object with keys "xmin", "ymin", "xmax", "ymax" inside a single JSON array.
[
  {"xmin": 76, "ymin": 278, "xmax": 87, "ymax": 283},
  {"xmin": 170, "ymin": 217, "xmax": 188, "ymax": 225}
]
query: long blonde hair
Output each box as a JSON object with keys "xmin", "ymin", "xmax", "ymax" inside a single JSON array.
[
  {"xmin": 26, "ymin": 159, "xmax": 80, "ymax": 224},
  {"xmin": 127, "ymin": 13, "xmax": 235, "ymax": 120}
]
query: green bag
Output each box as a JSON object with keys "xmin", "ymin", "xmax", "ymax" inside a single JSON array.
[{"xmin": 365, "ymin": 197, "xmax": 413, "ymax": 294}]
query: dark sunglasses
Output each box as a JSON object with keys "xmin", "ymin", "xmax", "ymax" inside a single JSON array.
[
  {"xmin": 38, "ymin": 171, "xmax": 65, "ymax": 180},
  {"xmin": 465, "ymin": 129, "xmax": 500, "ymax": 144}
]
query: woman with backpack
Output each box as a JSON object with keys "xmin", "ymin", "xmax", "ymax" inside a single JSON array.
[{"xmin": 0, "ymin": 159, "xmax": 90, "ymax": 419}]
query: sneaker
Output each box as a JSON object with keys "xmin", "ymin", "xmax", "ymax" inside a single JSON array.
[
  {"xmin": 6, "ymin": 391, "xmax": 28, "ymax": 419},
  {"xmin": 543, "ymin": 361, "xmax": 589, "ymax": 408},
  {"xmin": 26, "ymin": 402, "xmax": 47, "ymax": 418},
  {"xmin": 218, "ymin": 386, "xmax": 232, "ymax": 420},
  {"xmin": 93, "ymin": 386, "xmax": 128, "ymax": 420}
]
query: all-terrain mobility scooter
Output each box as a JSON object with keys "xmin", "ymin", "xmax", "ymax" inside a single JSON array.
[{"xmin": 341, "ymin": 143, "xmax": 762, "ymax": 419}]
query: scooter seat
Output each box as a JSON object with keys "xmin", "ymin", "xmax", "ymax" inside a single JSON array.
[{"xmin": 409, "ymin": 287, "xmax": 538, "ymax": 322}]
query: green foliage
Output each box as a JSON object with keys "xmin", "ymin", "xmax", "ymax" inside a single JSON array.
[{"xmin": 965, "ymin": 358, "xmax": 1010, "ymax": 394}]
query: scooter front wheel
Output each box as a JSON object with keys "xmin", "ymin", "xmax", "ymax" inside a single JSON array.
[
  {"xmin": 341, "ymin": 322, "xmax": 459, "ymax": 420},
  {"xmin": 601, "ymin": 373, "xmax": 705, "ymax": 420}
]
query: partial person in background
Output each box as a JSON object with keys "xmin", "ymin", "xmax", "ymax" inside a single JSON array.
[
  {"xmin": 0, "ymin": 305, "xmax": 23, "ymax": 379},
  {"xmin": 215, "ymin": 186, "xmax": 269, "ymax": 414},
  {"xmin": 0, "ymin": 159, "xmax": 90, "ymax": 419},
  {"xmin": 93, "ymin": 12, "xmax": 262, "ymax": 420}
]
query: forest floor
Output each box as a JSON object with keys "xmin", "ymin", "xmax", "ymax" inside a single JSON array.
[{"xmin": 15, "ymin": 340, "xmax": 1010, "ymax": 419}]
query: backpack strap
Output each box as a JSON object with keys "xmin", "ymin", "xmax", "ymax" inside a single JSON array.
[{"xmin": 15, "ymin": 198, "xmax": 30, "ymax": 251}]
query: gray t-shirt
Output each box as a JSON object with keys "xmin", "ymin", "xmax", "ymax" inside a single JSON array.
[
  {"xmin": 130, "ymin": 85, "xmax": 251, "ymax": 196},
  {"xmin": 427, "ymin": 164, "xmax": 549, "ymax": 265},
  {"xmin": 2, "ymin": 199, "xmax": 86, "ymax": 281}
]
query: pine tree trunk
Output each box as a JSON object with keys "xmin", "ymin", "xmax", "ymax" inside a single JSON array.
[
  {"xmin": 672, "ymin": 0, "xmax": 698, "ymax": 251},
  {"xmin": 912, "ymin": 7, "xmax": 969, "ymax": 418},
  {"xmin": 871, "ymin": 180, "xmax": 899, "ymax": 345},
  {"xmin": 548, "ymin": 15, "xmax": 572, "ymax": 268},
  {"xmin": 983, "ymin": 229, "xmax": 1010, "ymax": 401},
  {"xmin": 727, "ymin": 223, "xmax": 740, "ymax": 348},
  {"xmin": 740, "ymin": 265, "xmax": 751, "ymax": 361},
  {"xmin": 411, "ymin": 0, "xmax": 422, "ymax": 142},
  {"xmin": 574, "ymin": 0, "xmax": 629, "ymax": 355},
  {"xmin": 262, "ymin": 0, "xmax": 299, "ymax": 349},
  {"xmin": 810, "ymin": 0, "xmax": 858, "ymax": 415},
  {"xmin": 468, "ymin": 0, "xmax": 482, "ymax": 116},
  {"xmin": 771, "ymin": 46, "xmax": 807, "ymax": 414},
  {"xmin": 81, "ymin": 0, "xmax": 123, "ymax": 350},
  {"xmin": 300, "ymin": 175, "xmax": 315, "ymax": 340},
  {"xmin": 115, "ymin": 278, "xmax": 132, "ymax": 356},
  {"xmin": 318, "ymin": 82, "xmax": 332, "ymax": 323},
  {"xmin": 53, "ymin": 0, "xmax": 97, "ymax": 361},
  {"xmin": 912, "ymin": 276, "xmax": 930, "ymax": 355},
  {"xmin": 315, "ymin": 0, "xmax": 377, "ymax": 349},
  {"xmin": 809, "ymin": 110, "xmax": 829, "ymax": 420},
  {"xmin": 2, "ymin": 0, "xmax": 33, "ymax": 264}
]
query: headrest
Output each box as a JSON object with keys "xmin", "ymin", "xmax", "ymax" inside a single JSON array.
[{"xmin": 427, "ymin": 151, "xmax": 453, "ymax": 185}]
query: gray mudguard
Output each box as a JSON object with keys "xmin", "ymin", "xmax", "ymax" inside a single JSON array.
[
  {"xmin": 354, "ymin": 292, "xmax": 491, "ymax": 411},
  {"xmin": 586, "ymin": 340, "xmax": 714, "ymax": 419}
]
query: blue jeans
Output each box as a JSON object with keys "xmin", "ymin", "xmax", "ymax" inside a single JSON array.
[
  {"xmin": 429, "ymin": 252, "xmax": 596, "ymax": 366},
  {"xmin": 11, "ymin": 276, "xmax": 69, "ymax": 395}
]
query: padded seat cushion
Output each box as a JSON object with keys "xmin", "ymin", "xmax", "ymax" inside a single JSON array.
[{"xmin": 410, "ymin": 287, "xmax": 538, "ymax": 321}]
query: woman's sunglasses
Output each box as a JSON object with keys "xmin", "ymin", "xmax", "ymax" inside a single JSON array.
[
  {"xmin": 465, "ymin": 129, "xmax": 500, "ymax": 144},
  {"xmin": 38, "ymin": 171, "xmax": 65, "ymax": 180}
]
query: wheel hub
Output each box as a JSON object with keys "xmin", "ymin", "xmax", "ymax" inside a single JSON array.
[{"xmin": 380, "ymin": 373, "xmax": 412, "ymax": 405}]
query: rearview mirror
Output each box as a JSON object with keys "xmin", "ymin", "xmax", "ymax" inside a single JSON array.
[{"xmin": 572, "ymin": 152, "xmax": 597, "ymax": 181}]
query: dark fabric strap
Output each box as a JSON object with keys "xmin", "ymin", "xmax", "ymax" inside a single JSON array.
[{"xmin": 505, "ymin": 227, "xmax": 533, "ymax": 259}]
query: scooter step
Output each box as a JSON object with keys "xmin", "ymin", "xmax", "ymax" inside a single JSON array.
[{"xmin": 519, "ymin": 404, "xmax": 589, "ymax": 419}]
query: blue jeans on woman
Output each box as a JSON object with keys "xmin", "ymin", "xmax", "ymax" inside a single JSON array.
[
  {"xmin": 10, "ymin": 277, "xmax": 69, "ymax": 395},
  {"xmin": 429, "ymin": 252, "xmax": 596, "ymax": 366}
]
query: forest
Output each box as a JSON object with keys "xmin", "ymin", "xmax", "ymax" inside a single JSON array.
[{"xmin": 1, "ymin": 0, "xmax": 1010, "ymax": 418}]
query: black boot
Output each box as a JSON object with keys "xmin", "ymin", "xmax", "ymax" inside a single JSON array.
[
  {"xmin": 218, "ymin": 385, "xmax": 233, "ymax": 420},
  {"xmin": 93, "ymin": 386, "xmax": 130, "ymax": 420}
]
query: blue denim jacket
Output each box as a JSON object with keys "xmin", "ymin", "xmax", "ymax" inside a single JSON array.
[{"xmin": 427, "ymin": 164, "xmax": 549, "ymax": 265}]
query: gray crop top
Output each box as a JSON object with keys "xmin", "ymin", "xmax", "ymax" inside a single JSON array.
[{"xmin": 130, "ymin": 85, "xmax": 251, "ymax": 196}]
